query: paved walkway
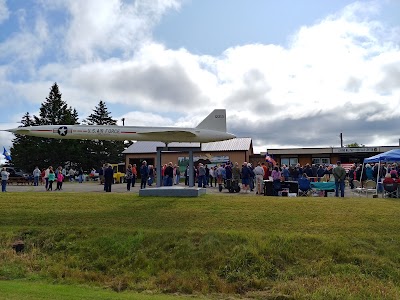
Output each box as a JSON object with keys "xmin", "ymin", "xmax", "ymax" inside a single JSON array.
[
  {"xmin": 4, "ymin": 181, "xmax": 236, "ymax": 194},
  {"xmin": 3, "ymin": 180, "xmax": 376, "ymax": 197}
]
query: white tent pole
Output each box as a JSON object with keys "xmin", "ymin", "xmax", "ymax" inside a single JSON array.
[
  {"xmin": 360, "ymin": 162, "xmax": 365, "ymax": 187},
  {"xmin": 375, "ymin": 160, "xmax": 381, "ymax": 195}
]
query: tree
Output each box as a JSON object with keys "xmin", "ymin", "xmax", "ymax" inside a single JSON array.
[
  {"xmin": 9, "ymin": 113, "xmax": 43, "ymax": 171},
  {"xmin": 85, "ymin": 101, "xmax": 116, "ymax": 125},
  {"xmin": 34, "ymin": 83, "xmax": 81, "ymax": 168},
  {"xmin": 346, "ymin": 143, "xmax": 365, "ymax": 148},
  {"xmin": 11, "ymin": 83, "xmax": 81, "ymax": 171},
  {"xmin": 82, "ymin": 101, "xmax": 125, "ymax": 170},
  {"xmin": 10, "ymin": 85, "xmax": 127, "ymax": 173},
  {"xmin": 34, "ymin": 83, "xmax": 77, "ymax": 125}
]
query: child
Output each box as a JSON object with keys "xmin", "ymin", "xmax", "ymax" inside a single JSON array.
[
  {"xmin": 47, "ymin": 168, "xmax": 55, "ymax": 191},
  {"xmin": 56, "ymin": 171, "xmax": 64, "ymax": 190}
]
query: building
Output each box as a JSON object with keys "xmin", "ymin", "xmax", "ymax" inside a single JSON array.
[
  {"xmin": 122, "ymin": 138, "xmax": 253, "ymax": 174},
  {"xmin": 122, "ymin": 139, "xmax": 400, "ymax": 175},
  {"xmin": 264, "ymin": 146, "xmax": 400, "ymax": 166}
]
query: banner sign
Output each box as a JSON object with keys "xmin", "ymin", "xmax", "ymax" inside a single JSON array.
[{"xmin": 332, "ymin": 147, "xmax": 379, "ymax": 153}]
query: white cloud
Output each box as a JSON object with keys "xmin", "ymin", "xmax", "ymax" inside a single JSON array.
[
  {"xmin": 0, "ymin": 11, "xmax": 49, "ymax": 78},
  {"xmin": 0, "ymin": 0, "xmax": 9, "ymax": 24},
  {"xmin": 1, "ymin": 0, "xmax": 400, "ymax": 152},
  {"xmin": 52, "ymin": 0, "xmax": 181, "ymax": 61}
]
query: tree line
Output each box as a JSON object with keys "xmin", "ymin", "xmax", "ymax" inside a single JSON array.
[{"xmin": 10, "ymin": 83, "xmax": 126, "ymax": 173}]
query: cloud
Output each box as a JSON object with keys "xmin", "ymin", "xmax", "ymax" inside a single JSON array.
[
  {"xmin": 1, "ymin": 0, "xmax": 400, "ymax": 154},
  {"xmin": 42, "ymin": 0, "xmax": 182, "ymax": 61},
  {"xmin": 0, "ymin": 8, "xmax": 49, "ymax": 79},
  {"xmin": 0, "ymin": 0, "xmax": 9, "ymax": 24},
  {"xmin": 70, "ymin": 49, "xmax": 205, "ymax": 108}
]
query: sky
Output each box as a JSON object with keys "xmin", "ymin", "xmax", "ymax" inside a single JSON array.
[{"xmin": 1, "ymin": 0, "xmax": 400, "ymax": 165}]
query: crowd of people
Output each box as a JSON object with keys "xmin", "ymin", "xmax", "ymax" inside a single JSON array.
[
  {"xmin": 153, "ymin": 160, "xmax": 351, "ymax": 197},
  {"xmin": 4, "ymin": 160, "xmax": 399, "ymax": 196},
  {"xmin": 348, "ymin": 162, "xmax": 400, "ymax": 190},
  {"xmin": 347, "ymin": 162, "xmax": 400, "ymax": 183}
]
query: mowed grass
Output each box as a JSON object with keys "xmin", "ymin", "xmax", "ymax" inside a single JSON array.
[
  {"xmin": 0, "ymin": 280, "xmax": 203, "ymax": 300},
  {"xmin": 0, "ymin": 192, "xmax": 400, "ymax": 299}
]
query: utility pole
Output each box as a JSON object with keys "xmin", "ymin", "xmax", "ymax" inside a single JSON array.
[{"xmin": 340, "ymin": 133, "xmax": 343, "ymax": 148}]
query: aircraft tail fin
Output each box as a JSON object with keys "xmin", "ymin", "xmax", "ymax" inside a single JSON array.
[{"xmin": 196, "ymin": 109, "xmax": 227, "ymax": 132}]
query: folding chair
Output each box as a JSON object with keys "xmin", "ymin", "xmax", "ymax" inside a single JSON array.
[
  {"xmin": 361, "ymin": 180, "xmax": 377, "ymax": 197},
  {"xmin": 352, "ymin": 180, "xmax": 364, "ymax": 197},
  {"xmin": 298, "ymin": 177, "xmax": 311, "ymax": 196},
  {"xmin": 383, "ymin": 182, "xmax": 398, "ymax": 198},
  {"xmin": 273, "ymin": 180, "xmax": 282, "ymax": 196}
]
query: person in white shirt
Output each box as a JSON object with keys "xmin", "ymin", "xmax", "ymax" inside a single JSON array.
[
  {"xmin": 253, "ymin": 162, "xmax": 265, "ymax": 195},
  {"xmin": 1, "ymin": 167, "xmax": 10, "ymax": 192},
  {"xmin": 33, "ymin": 166, "xmax": 41, "ymax": 186},
  {"xmin": 44, "ymin": 166, "xmax": 51, "ymax": 190},
  {"xmin": 68, "ymin": 168, "xmax": 75, "ymax": 182},
  {"xmin": 209, "ymin": 167, "xmax": 215, "ymax": 187}
]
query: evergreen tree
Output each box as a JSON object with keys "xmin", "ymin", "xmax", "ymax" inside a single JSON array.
[
  {"xmin": 86, "ymin": 101, "xmax": 116, "ymax": 125},
  {"xmin": 11, "ymin": 83, "xmax": 81, "ymax": 171},
  {"xmin": 9, "ymin": 113, "xmax": 43, "ymax": 172},
  {"xmin": 83, "ymin": 101, "xmax": 125, "ymax": 169},
  {"xmin": 10, "ymin": 85, "xmax": 128, "ymax": 173},
  {"xmin": 33, "ymin": 83, "xmax": 75, "ymax": 125}
]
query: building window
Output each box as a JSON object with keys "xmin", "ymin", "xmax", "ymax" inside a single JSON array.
[
  {"xmin": 312, "ymin": 158, "xmax": 330, "ymax": 165},
  {"xmin": 281, "ymin": 157, "xmax": 298, "ymax": 166}
]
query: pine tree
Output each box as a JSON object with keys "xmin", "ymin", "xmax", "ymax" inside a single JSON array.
[
  {"xmin": 10, "ymin": 85, "xmax": 128, "ymax": 173},
  {"xmin": 9, "ymin": 113, "xmax": 43, "ymax": 172},
  {"xmin": 83, "ymin": 101, "xmax": 125, "ymax": 168},
  {"xmin": 33, "ymin": 83, "xmax": 79, "ymax": 126},
  {"xmin": 86, "ymin": 101, "xmax": 116, "ymax": 125},
  {"xmin": 11, "ymin": 83, "xmax": 82, "ymax": 171}
]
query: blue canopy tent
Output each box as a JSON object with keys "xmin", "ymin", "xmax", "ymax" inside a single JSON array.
[
  {"xmin": 363, "ymin": 149, "xmax": 400, "ymax": 194},
  {"xmin": 364, "ymin": 149, "xmax": 400, "ymax": 163}
]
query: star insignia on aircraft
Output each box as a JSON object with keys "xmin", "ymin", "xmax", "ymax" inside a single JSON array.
[{"xmin": 58, "ymin": 126, "xmax": 68, "ymax": 136}]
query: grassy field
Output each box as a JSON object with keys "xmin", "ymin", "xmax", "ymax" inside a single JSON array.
[{"xmin": 0, "ymin": 192, "xmax": 400, "ymax": 299}]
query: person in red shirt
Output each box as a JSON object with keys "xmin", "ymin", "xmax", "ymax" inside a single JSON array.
[
  {"xmin": 383, "ymin": 173, "xmax": 396, "ymax": 184},
  {"xmin": 41, "ymin": 168, "xmax": 46, "ymax": 185},
  {"xmin": 131, "ymin": 164, "xmax": 137, "ymax": 187},
  {"xmin": 383, "ymin": 173, "xmax": 398, "ymax": 198},
  {"xmin": 261, "ymin": 162, "xmax": 269, "ymax": 180}
]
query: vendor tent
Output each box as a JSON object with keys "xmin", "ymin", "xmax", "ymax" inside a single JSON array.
[{"xmin": 364, "ymin": 149, "xmax": 400, "ymax": 163}]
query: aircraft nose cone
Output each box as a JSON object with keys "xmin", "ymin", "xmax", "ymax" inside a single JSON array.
[{"xmin": 5, "ymin": 128, "xmax": 29, "ymax": 134}]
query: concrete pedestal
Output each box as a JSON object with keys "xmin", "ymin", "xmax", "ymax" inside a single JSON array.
[{"xmin": 139, "ymin": 186, "xmax": 206, "ymax": 197}]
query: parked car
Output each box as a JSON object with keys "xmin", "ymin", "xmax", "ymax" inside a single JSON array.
[{"xmin": 5, "ymin": 167, "xmax": 30, "ymax": 178}]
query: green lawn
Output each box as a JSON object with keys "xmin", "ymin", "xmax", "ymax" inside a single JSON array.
[
  {"xmin": 0, "ymin": 280, "xmax": 202, "ymax": 300},
  {"xmin": 1, "ymin": 193, "xmax": 400, "ymax": 299}
]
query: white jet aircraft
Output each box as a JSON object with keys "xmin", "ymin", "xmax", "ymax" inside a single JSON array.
[{"xmin": 6, "ymin": 109, "xmax": 235, "ymax": 143}]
